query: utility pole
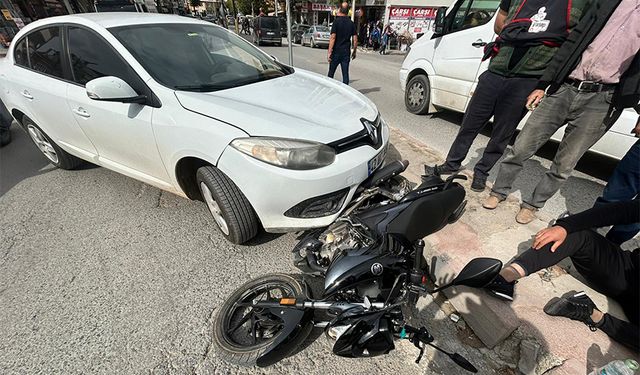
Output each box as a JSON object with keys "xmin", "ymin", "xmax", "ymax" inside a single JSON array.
[
  {"xmin": 286, "ymin": 0, "xmax": 293, "ymax": 65},
  {"xmin": 275, "ymin": 0, "xmax": 278, "ymax": 16},
  {"xmin": 350, "ymin": 0, "xmax": 355, "ymax": 21},
  {"xmin": 231, "ymin": 0, "xmax": 239, "ymax": 33}
]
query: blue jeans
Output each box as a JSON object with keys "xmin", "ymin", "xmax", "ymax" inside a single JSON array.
[
  {"xmin": 595, "ymin": 140, "xmax": 640, "ymax": 244},
  {"xmin": 328, "ymin": 52, "xmax": 350, "ymax": 85}
]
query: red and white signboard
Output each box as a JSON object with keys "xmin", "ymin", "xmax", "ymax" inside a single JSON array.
[
  {"xmin": 311, "ymin": 3, "xmax": 332, "ymax": 12},
  {"xmin": 389, "ymin": 7, "xmax": 436, "ymax": 20}
]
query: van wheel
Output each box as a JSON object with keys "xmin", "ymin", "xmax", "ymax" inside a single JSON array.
[
  {"xmin": 405, "ymin": 74, "xmax": 431, "ymax": 115},
  {"xmin": 310, "ymin": 38, "xmax": 316, "ymax": 48},
  {"xmin": 196, "ymin": 166, "xmax": 260, "ymax": 244},
  {"xmin": 24, "ymin": 117, "xmax": 83, "ymax": 170}
]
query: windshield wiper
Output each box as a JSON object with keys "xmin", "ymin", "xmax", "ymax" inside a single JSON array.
[{"xmin": 173, "ymin": 83, "xmax": 229, "ymax": 92}]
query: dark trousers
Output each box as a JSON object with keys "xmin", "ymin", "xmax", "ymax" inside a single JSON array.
[
  {"xmin": 444, "ymin": 71, "xmax": 538, "ymax": 180},
  {"xmin": 595, "ymin": 140, "xmax": 640, "ymax": 244},
  {"xmin": 513, "ymin": 230, "xmax": 639, "ymax": 351},
  {"xmin": 328, "ymin": 52, "xmax": 350, "ymax": 85}
]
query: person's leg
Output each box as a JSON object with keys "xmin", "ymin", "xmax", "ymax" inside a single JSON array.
[
  {"xmin": 473, "ymin": 76, "xmax": 538, "ymax": 180},
  {"xmin": 489, "ymin": 84, "xmax": 576, "ymax": 200},
  {"xmin": 441, "ymin": 71, "xmax": 502, "ymax": 171},
  {"xmin": 595, "ymin": 140, "xmax": 640, "ymax": 244},
  {"xmin": 340, "ymin": 54, "xmax": 350, "ymax": 85},
  {"xmin": 598, "ymin": 314, "xmax": 639, "ymax": 351},
  {"xmin": 327, "ymin": 54, "xmax": 340, "ymax": 79},
  {"xmin": 524, "ymin": 89, "xmax": 615, "ymax": 209}
]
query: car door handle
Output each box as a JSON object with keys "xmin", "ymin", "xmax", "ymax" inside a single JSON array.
[
  {"xmin": 472, "ymin": 39, "xmax": 487, "ymax": 47},
  {"xmin": 72, "ymin": 107, "xmax": 91, "ymax": 118},
  {"xmin": 21, "ymin": 90, "xmax": 33, "ymax": 100}
]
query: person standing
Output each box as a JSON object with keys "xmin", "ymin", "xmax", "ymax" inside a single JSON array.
[
  {"xmin": 0, "ymin": 99, "xmax": 11, "ymax": 147},
  {"xmin": 594, "ymin": 121, "xmax": 640, "ymax": 244},
  {"xmin": 425, "ymin": 0, "xmax": 591, "ymax": 192},
  {"xmin": 327, "ymin": 3, "xmax": 357, "ymax": 85},
  {"xmin": 484, "ymin": 0, "xmax": 640, "ymax": 224}
]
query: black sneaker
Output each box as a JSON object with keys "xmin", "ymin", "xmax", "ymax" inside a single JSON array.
[
  {"xmin": 544, "ymin": 291, "xmax": 598, "ymax": 331},
  {"xmin": 424, "ymin": 164, "xmax": 459, "ymax": 177},
  {"xmin": 471, "ymin": 175, "xmax": 487, "ymax": 192},
  {"xmin": 484, "ymin": 274, "xmax": 515, "ymax": 301}
]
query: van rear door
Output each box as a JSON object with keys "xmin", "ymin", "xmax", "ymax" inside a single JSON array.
[{"xmin": 431, "ymin": 0, "xmax": 501, "ymax": 112}]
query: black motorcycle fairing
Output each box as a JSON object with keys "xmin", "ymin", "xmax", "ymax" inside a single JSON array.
[
  {"xmin": 255, "ymin": 306, "xmax": 314, "ymax": 367},
  {"xmin": 331, "ymin": 310, "xmax": 395, "ymax": 358},
  {"xmin": 323, "ymin": 249, "xmax": 408, "ymax": 297}
]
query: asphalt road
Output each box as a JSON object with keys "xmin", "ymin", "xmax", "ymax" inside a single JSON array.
[{"xmin": 0, "ymin": 35, "xmax": 620, "ymax": 375}]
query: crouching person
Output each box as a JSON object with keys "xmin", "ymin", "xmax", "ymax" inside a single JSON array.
[{"xmin": 485, "ymin": 200, "xmax": 639, "ymax": 351}]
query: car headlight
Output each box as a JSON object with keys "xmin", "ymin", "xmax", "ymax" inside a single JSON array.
[{"xmin": 231, "ymin": 137, "xmax": 336, "ymax": 170}]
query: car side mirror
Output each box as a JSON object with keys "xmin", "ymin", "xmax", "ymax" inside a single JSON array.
[
  {"xmin": 432, "ymin": 258, "xmax": 502, "ymax": 292},
  {"xmin": 86, "ymin": 76, "xmax": 147, "ymax": 105},
  {"xmin": 434, "ymin": 7, "xmax": 447, "ymax": 35}
]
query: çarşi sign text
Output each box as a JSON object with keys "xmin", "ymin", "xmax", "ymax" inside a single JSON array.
[{"xmin": 389, "ymin": 7, "xmax": 436, "ymax": 20}]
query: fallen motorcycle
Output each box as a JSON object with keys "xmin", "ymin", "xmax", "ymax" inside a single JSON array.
[{"xmin": 212, "ymin": 160, "xmax": 502, "ymax": 372}]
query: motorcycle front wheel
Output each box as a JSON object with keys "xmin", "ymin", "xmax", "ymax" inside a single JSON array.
[{"xmin": 213, "ymin": 274, "xmax": 313, "ymax": 366}]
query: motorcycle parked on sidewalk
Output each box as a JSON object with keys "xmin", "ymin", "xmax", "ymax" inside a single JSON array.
[{"xmin": 212, "ymin": 160, "xmax": 502, "ymax": 372}]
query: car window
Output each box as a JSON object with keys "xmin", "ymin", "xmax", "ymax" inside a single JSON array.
[
  {"xmin": 261, "ymin": 17, "xmax": 278, "ymax": 29},
  {"xmin": 449, "ymin": 0, "xmax": 500, "ymax": 33},
  {"xmin": 316, "ymin": 26, "xmax": 330, "ymax": 32},
  {"xmin": 13, "ymin": 37, "xmax": 29, "ymax": 67},
  {"xmin": 67, "ymin": 27, "xmax": 144, "ymax": 94},
  {"xmin": 26, "ymin": 27, "xmax": 64, "ymax": 78}
]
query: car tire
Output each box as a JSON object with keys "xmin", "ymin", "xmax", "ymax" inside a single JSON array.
[
  {"xmin": 310, "ymin": 38, "xmax": 315, "ymax": 48},
  {"xmin": 405, "ymin": 74, "xmax": 431, "ymax": 115},
  {"xmin": 196, "ymin": 166, "xmax": 259, "ymax": 244},
  {"xmin": 23, "ymin": 117, "xmax": 83, "ymax": 170}
]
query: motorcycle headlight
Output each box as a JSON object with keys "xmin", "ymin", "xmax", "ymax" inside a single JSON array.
[{"xmin": 231, "ymin": 137, "xmax": 336, "ymax": 170}]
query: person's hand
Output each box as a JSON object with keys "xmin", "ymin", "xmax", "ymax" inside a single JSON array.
[
  {"xmin": 327, "ymin": 52, "xmax": 332, "ymax": 63},
  {"xmin": 532, "ymin": 226, "xmax": 567, "ymax": 252},
  {"xmin": 632, "ymin": 117, "xmax": 639, "ymax": 137},
  {"xmin": 351, "ymin": 50, "xmax": 357, "ymax": 60},
  {"xmin": 526, "ymin": 89, "xmax": 545, "ymax": 111}
]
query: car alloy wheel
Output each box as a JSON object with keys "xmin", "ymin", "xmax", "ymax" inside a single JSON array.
[
  {"xmin": 408, "ymin": 81, "xmax": 425, "ymax": 107},
  {"xmin": 27, "ymin": 124, "xmax": 59, "ymax": 164},
  {"xmin": 200, "ymin": 181, "xmax": 230, "ymax": 235}
]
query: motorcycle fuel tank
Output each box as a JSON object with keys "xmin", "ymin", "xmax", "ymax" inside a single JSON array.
[{"xmin": 323, "ymin": 248, "xmax": 407, "ymax": 296}]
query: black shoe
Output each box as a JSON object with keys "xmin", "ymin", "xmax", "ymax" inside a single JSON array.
[
  {"xmin": 424, "ymin": 164, "xmax": 459, "ymax": 177},
  {"xmin": 471, "ymin": 175, "xmax": 487, "ymax": 192},
  {"xmin": 484, "ymin": 274, "xmax": 515, "ymax": 301},
  {"xmin": 544, "ymin": 291, "xmax": 598, "ymax": 331},
  {"xmin": 0, "ymin": 128, "xmax": 10, "ymax": 147}
]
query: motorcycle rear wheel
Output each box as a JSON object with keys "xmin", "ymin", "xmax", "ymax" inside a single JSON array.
[{"xmin": 213, "ymin": 274, "xmax": 313, "ymax": 366}]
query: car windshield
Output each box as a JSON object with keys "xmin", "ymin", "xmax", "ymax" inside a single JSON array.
[
  {"xmin": 316, "ymin": 26, "xmax": 330, "ymax": 32},
  {"xmin": 110, "ymin": 23, "xmax": 291, "ymax": 92}
]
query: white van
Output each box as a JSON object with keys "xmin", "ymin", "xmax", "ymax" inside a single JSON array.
[{"xmin": 399, "ymin": 0, "xmax": 637, "ymax": 160}]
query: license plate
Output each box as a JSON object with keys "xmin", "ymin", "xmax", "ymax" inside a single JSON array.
[
  {"xmin": 367, "ymin": 146, "xmax": 387, "ymax": 175},
  {"xmin": 267, "ymin": 32, "xmax": 275, "ymax": 35}
]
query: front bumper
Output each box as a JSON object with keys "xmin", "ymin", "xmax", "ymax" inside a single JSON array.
[
  {"xmin": 399, "ymin": 68, "xmax": 409, "ymax": 91},
  {"xmin": 217, "ymin": 123, "xmax": 390, "ymax": 232}
]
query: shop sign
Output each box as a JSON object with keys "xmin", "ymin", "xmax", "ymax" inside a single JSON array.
[
  {"xmin": 311, "ymin": 3, "xmax": 332, "ymax": 11},
  {"xmin": 1, "ymin": 9, "xmax": 12, "ymax": 21},
  {"xmin": 389, "ymin": 7, "xmax": 436, "ymax": 20}
]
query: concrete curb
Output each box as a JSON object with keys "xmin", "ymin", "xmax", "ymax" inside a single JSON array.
[{"xmin": 388, "ymin": 127, "xmax": 639, "ymax": 374}]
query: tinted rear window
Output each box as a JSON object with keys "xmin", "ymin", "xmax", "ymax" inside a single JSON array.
[{"xmin": 261, "ymin": 18, "xmax": 279, "ymax": 29}]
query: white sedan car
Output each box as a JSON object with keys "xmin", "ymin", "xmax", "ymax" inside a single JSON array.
[{"xmin": 1, "ymin": 13, "xmax": 389, "ymax": 244}]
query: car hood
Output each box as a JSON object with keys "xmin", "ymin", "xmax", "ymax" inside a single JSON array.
[{"xmin": 174, "ymin": 69, "xmax": 378, "ymax": 144}]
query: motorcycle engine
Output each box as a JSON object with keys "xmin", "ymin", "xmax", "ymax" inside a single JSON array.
[{"xmin": 293, "ymin": 217, "xmax": 375, "ymax": 275}]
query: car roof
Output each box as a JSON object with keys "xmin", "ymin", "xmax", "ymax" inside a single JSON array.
[{"xmin": 23, "ymin": 12, "xmax": 209, "ymax": 30}]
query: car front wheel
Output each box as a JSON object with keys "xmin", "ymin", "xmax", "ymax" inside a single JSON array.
[
  {"xmin": 196, "ymin": 166, "xmax": 260, "ymax": 244},
  {"xmin": 405, "ymin": 74, "xmax": 431, "ymax": 115}
]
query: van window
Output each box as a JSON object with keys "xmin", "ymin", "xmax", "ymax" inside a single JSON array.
[
  {"xmin": 449, "ymin": 0, "xmax": 500, "ymax": 33},
  {"xmin": 260, "ymin": 17, "xmax": 279, "ymax": 29}
]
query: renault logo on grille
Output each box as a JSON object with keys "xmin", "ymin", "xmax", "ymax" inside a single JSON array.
[{"xmin": 363, "ymin": 119, "xmax": 379, "ymax": 144}]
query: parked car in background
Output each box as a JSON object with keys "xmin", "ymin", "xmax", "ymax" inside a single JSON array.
[
  {"xmin": 302, "ymin": 25, "xmax": 330, "ymax": 48},
  {"xmin": 292, "ymin": 24, "xmax": 310, "ymax": 44},
  {"xmin": 1, "ymin": 13, "xmax": 388, "ymax": 244},
  {"xmin": 253, "ymin": 16, "xmax": 282, "ymax": 46},
  {"xmin": 400, "ymin": 0, "xmax": 636, "ymax": 160}
]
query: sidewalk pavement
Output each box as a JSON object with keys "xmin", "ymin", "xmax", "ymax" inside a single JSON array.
[{"xmin": 388, "ymin": 127, "xmax": 639, "ymax": 375}]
